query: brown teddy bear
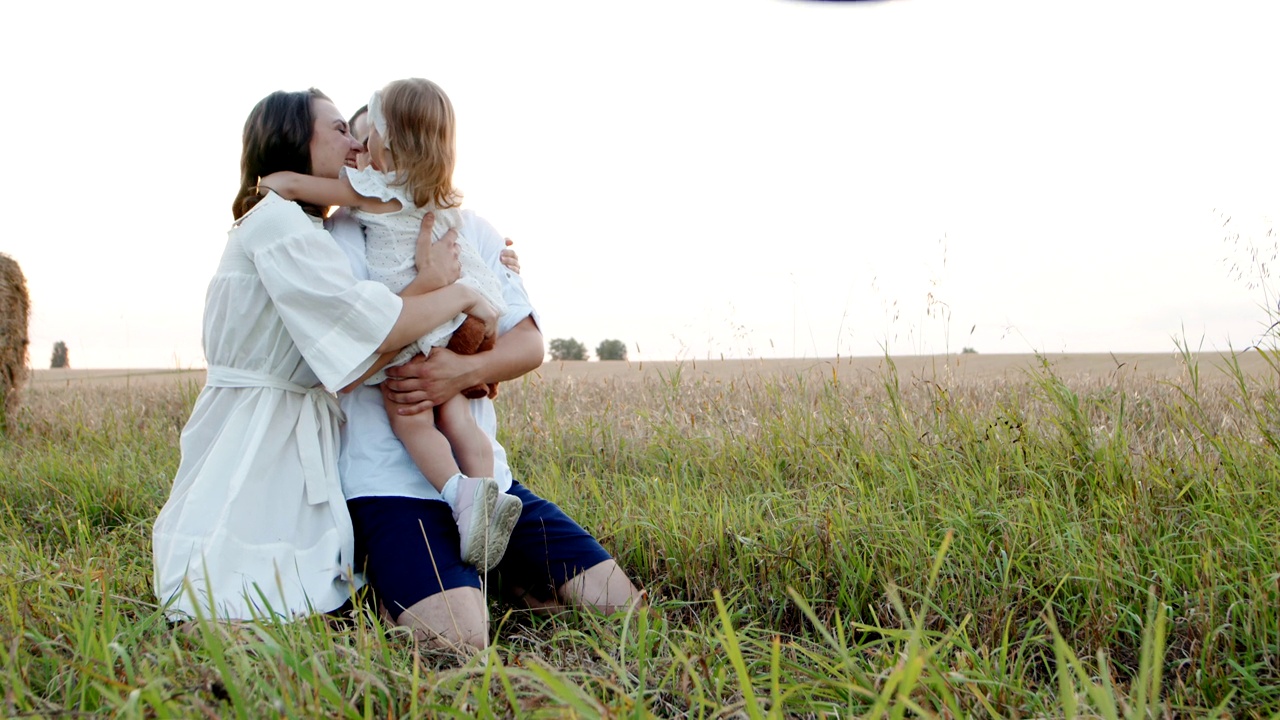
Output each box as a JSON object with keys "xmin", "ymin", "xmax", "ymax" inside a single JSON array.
[{"xmin": 445, "ymin": 314, "xmax": 498, "ymax": 399}]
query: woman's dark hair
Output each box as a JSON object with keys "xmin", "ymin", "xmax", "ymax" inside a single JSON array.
[{"xmin": 232, "ymin": 88, "xmax": 330, "ymax": 220}]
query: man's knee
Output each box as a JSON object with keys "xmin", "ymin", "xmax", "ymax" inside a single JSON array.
[
  {"xmin": 559, "ymin": 560, "xmax": 643, "ymax": 616},
  {"xmin": 394, "ymin": 587, "xmax": 489, "ymax": 653}
]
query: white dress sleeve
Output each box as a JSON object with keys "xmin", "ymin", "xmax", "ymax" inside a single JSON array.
[{"xmin": 241, "ymin": 202, "xmax": 403, "ymax": 391}]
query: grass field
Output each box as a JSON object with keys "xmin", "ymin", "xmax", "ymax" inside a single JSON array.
[{"xmin": 2, "ymin": 351, "xmax": 1278, "ymax": 717}]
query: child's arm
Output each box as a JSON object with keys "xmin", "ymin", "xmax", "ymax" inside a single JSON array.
[{"xmin": 258, "ymin": 172, "xmax": 399, "ymax": 213}]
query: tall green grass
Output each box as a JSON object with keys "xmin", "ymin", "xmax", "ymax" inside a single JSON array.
[{"xmin": 1, "ymin": 354, "xmax": 1277, "ymax": 717}]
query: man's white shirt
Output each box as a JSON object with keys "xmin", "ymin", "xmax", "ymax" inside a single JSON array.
[{"xmin": 328, "ymin": 208, "xmax": 539, "ymax": 500}]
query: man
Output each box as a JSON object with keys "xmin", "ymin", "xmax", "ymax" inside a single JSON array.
[{"xmin": 329, "ymin": 163, "xmax": 641, "ymax": 651}]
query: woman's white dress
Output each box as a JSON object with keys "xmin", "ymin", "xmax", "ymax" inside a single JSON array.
[
  {"xmin": 346, "ymin": 167, "xmax": 505, "ymax": 384},
  {"xmin": 152, "ymin": 192, "xmax": 402, "ymax": 621}
]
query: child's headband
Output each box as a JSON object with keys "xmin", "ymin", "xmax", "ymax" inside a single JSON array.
[{"xmin": 367, "ymin": 91, "xmax": 390, "ymax": 149}]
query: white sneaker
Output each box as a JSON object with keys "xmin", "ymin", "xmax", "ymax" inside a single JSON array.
[{"xmin": 452, "ymin": 477, "xmax": 520, "ymax": 571}]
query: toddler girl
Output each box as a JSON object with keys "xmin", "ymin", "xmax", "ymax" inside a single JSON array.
[{"xmin": 261, "ymin": 78, "xmax": 520, "ymax": 572}]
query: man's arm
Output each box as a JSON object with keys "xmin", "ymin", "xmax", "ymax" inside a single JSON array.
[{"xmin": 383, "ymin": 316, "xmax": 543, "ymax": 414}]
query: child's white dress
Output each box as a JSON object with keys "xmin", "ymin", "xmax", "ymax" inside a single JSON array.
[{"xmin": 346, "ymin": 166, "xmax": 506, "ymax": 384}]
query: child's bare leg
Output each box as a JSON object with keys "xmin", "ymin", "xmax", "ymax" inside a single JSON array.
[
  {"xmin": 435, "ymin": 394, "xmax": 494, "ymax": 478},
  {"xmin": 382, "ymin": 384, "xmax": 516, "ymax": 571},
  {"xmin": 382, "ymin": 384, "xmax": 460, "ymax": 493},
  {"xmin": 436, "ymin": 393, "xmax": 521, "ymax": 571}
]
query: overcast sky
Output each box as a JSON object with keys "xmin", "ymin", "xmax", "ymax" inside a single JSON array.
[{"xmin": 4, "ymin": 0, "xmax": 1278, "ymax": 368}]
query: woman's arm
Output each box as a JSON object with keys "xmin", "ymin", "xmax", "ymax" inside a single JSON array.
[
  {"xmin": 381, "ymin": 284, "xmax": 496, "ymax": 354},
  {"xmin": 340, "ymin": 285, "xmax": 496, "ymax": 393},
  {"xmin": 259, "ymin": 172, "xmax": 398, "ymax": 213},
  {"xmin": 341, "ymin": 349, "xmax": 400, "ymax": 391}
]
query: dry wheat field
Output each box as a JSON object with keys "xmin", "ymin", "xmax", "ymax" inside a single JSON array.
[
  {"xmin": 25, "ymin": 351, "xmax": 1263, "ymax": 390},
  {"xmin": 3, "ymin": 351, "xmax": 1279, "ymax": 717}
]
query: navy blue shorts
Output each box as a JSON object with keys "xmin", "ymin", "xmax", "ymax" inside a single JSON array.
[{"xmin": 348, "ymin": 481, "xmax": 613, "ymax": 618}]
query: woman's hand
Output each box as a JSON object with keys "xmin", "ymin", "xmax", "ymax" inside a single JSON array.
[
  {"xmin": 408, "ymin": 212, "xmax": 461, "ymax": 294},
  {"xmin": 500, "ymin": 238, "xmax": 521, "ymax": 275},
  {"xmin": 467, "ymin": 297, "xmax": 500, "ymax": 340}
]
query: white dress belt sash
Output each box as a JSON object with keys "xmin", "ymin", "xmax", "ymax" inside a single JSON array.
[{"xmin": 204, "ymin": 365, "xmax": 345, "ymax": 506}]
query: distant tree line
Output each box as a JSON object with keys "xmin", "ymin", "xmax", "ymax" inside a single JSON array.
[
  {"xmin": 547, "ymin": 338, "xmax": 628, "ymax": 361},
  {"xmin": 51, "ymin": 341, "xmax": 69, "ymax": 369}
]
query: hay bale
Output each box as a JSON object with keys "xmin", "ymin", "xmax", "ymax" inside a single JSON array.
[{"xmin": 0, "ymin": 253, "xmax": 30, "ymax": 427}]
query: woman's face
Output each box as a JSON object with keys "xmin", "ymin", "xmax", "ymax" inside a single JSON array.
[{"xmin": 308, "ymin": 99, "xmax": 362, "ymax": 178}]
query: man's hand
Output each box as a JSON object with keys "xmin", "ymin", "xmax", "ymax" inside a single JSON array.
[
  {"xmin": 383, "ymin": 349, "xmax": 478, "ymax": 414},
  {"xmin": 500, "ymin": 238, "xmax": 521, "ymax": 275},
  {"xmin": 411, "ymin": 212, "xmax": 461, "ymax": 293}
]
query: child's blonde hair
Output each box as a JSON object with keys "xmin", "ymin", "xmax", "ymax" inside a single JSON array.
[{"xmin": 380, "ymin": 78, "xmax": 461, "ymax": 210}]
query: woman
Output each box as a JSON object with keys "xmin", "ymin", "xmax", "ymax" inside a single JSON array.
[{"xmin": 151, "ymin": 88, "xmax": 496, "ymax": 621}]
